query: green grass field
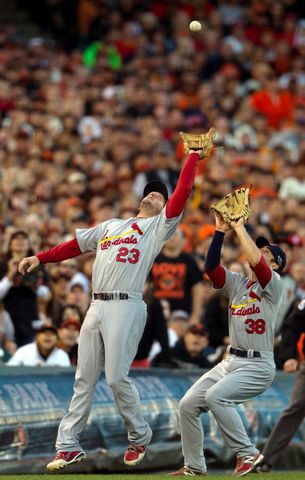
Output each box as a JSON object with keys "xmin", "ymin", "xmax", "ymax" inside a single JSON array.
[{"xmin": 1, "ymin": 473, "xmax": 305, "ymax": 480}]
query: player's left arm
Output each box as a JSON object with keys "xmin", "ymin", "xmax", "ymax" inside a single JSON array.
[
  {"xmin": 231, "ymin": 218, "xmax": 272, "ymax": 289},
  {"xmin": 165, "ymin": 151, "xmax": 201, "ymax": 219}
]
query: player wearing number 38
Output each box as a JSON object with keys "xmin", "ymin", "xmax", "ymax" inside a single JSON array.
[
  {"xmin": 169, "ymin": 211, "xmax": 286, "ymax": 477},
  {"xmin": 18, "ymin": 129, "xmax": 216, "ymax": 472}
]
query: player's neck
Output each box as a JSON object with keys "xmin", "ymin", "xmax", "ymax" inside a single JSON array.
[
  {"xmin": 137, "ymin": 213, "xmax": 152, "ymax": 218},
  {"xmin": 137, "ymin": 206, "xmax": 159, "ymax": 218}
]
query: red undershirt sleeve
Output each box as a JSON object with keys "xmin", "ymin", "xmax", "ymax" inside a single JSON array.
[
  {"xmin": 205, "ymin": 264, "xmax": 226, "ymax": 289},
  {"xmin": 36, "ymin": 238, "xmax": 82, "ymax": 264},
  {"xmin": 251, "ymin": 255, "xmax": 272, "ymax": 289},
  {"xmin": 165, "ymin": 152, "xmax": 200, "ymax": 219}
]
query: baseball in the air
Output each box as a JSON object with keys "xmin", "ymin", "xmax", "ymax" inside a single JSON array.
[{"xmin": 189, "ymin": 20, "xmax": 202, "ymax": 32}]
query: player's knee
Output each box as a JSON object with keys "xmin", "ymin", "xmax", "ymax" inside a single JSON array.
[
  {"xmin": 107, "ymin": 374, "xmax": 126, "ymax": 390},
  {"xmin": 205, "ymin": 389, "xmax": 220, "ymax": 408},
  {"xmin": 179, "ymin": 394, "xmax": 198, "ymax": 417}
]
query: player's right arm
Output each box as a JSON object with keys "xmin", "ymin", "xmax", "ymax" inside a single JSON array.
[
  {"xmin": 19, "ymin": 221, "xmax": 108, "ymax": 274},
  {"xmin": 204, "ymin": 212, "xmax": 230, "ymax": 288},
  {"xmin": 18, "ymin": 238, "xmax": 82, "ymax": 274},
  {"xmin": 231, "ymin": 218, "xmax": 261, "ymax": 267},
  {"xmin": 230, "ymin": 217, "xmax": 273, "ymax": 289}
]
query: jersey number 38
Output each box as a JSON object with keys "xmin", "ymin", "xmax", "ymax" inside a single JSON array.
[{"xmin": 245, "ymin": 318, "xmax": 266, "ymax": 334}]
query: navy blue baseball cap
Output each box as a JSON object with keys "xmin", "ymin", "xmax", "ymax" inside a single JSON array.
[
  {"xmin": 255, "ymin": 236, "xmax": 287, "ymax": 272},
  {"xmin": 143, "ymin": 181, "xmax": 168, "ymax": 203}
]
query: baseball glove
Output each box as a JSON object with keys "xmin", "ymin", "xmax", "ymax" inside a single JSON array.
[
  {"xmin": 210, "ymin": 187, "xmax": 251, "ymax": 223},
  {"xmin": 179, "ymin": 127, "xmax": 216, "ymax": 158}
]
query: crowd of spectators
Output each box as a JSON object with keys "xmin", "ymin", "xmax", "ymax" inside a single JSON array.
[{"xmin": 0, "ymin": 0, "xmax": 305, "ymax": 368}]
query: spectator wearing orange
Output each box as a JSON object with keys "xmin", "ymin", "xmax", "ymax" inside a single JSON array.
[
  {"xmin": 151, "ymin": 227, "xmax": 204, "ymax": 325},
  {"xmin": 251, "ymin": 74, "xmax": 294, "ymax": 129}
]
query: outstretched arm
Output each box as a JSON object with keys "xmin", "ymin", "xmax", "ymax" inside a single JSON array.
[
  {"xmin": 165, "ymin": 151, "xmax": 200, "ymax": 218},
  {"xmin": 231, "ymin": 218, "xmax": 261, "ymax": 266},
  {"xmin": 166, "ymin": 128, "xmax": 216, "ymax": 218},
  {"xmin": 231, "ymin": 218, "xmax": 271, "ymax": 287},
  {"xmin": 18, "ymin": 238, "xmax": 82, "ymax": 274}
]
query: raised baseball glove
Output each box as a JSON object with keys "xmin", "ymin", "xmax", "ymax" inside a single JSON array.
[
  {"xmin": 210, "ymin": 187, "xmax": 251, "ymax": 223},
  {"xmin": 179, "ymin": 127, "xmax": 216, "ymax": 158}
]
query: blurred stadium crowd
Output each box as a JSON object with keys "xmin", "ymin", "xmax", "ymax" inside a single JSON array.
[{"xmin": 0, "ymin": 0, "xmax": 305, "ymax": 368}]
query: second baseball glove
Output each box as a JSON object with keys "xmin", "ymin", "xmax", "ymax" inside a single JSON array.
[
  {"xmin": 210, "ymin": 187, "xmax": 251, "ymax": 223},
  {"xmin": 179, "ymin": 127, "xmax": 216, "ymax": 158}
]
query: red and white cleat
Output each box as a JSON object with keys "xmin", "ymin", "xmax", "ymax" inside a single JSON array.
[
  {"xmin": 233, "ymin": 452, "xmax": 264, "ymax": 477},
  {"xmin": 124, "ymin": 444, "xmax": 147, "ymax": 466},
  {"xmin": 46, "ymin": 450, "xmax": 86, "ymax": 471}
]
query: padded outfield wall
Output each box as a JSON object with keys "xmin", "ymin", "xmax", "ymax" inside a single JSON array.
[{"xmin": 0, "ymin": 366, "xmax": 303, "ymax": 473}]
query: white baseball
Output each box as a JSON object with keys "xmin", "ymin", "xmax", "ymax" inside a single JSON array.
[{"xmin": 189, "ymin": 20, "xmax": 202, "ymax": 32}]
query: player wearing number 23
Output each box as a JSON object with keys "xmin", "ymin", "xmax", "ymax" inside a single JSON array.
[
  {"xmin": 169, "ymin": 212, "xmax": 286, "ymax": 477},
  {"xmin": 17, "ymin": 131, "xmax": 216, "ymax": 471}
]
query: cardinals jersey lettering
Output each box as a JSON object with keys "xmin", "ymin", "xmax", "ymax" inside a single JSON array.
[
  {"xmin": 76, "ymin": 209, "xmax": 182, "ymax": 293},
  {"xmin": 218, "ymin": 268, "xmax": 283, "ymax": 352}
]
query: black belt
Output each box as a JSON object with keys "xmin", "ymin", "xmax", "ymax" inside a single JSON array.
[
  {"xmin": 93, "ymin": 292, "xmax": 129, "ymax": 301},
  {"xmin": 230, "ymin": 347, "xmax": 261, "ymax": 358}
]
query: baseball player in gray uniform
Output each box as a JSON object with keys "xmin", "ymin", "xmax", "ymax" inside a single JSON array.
[
  {"xmin": 18, "ymin": 149, "xmax": 203, "ymax": 471},
  {"xmin": 169, "ymin": 213, "xmax": 286, "ymax": 478}
]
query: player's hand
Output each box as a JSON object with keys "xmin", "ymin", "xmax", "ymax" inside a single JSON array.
[
  {"xmin": 283, "ymin": 358, "xmax": 298, "ymax": 373},
  {"xmin": 18, "ymin": 256, "xmax": 40, "ymax": 275},
  {"xmin": 230, "ymin": 217, "xmax": 245, "ymax": 230},
  {"xmin": 213, "ymin": 211, "xmax": 231, "ymax": 233}
]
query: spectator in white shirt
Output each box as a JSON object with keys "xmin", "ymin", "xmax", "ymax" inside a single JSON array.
[
  {"xmin": 0, "ymin": 301, "xmax": 17, "ymax": 361},
  {"xmin": 7, "ymin": 324, "xmax": 71, "ymax": 367}
]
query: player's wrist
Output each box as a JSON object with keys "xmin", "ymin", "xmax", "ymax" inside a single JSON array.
[{"xmin": 231, "ymin": 224, "xmax": 245, "ymax": 232}]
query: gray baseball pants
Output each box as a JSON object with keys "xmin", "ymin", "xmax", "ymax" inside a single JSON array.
[
  {"xmin": 56, "ymin": 299, "xmax": 152, "ymax": 451},
  {"xmin": 179, "ymin": 353, "xmax": 275, "ymax": 473}
]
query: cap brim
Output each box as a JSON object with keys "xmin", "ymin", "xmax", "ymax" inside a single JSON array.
[
  {"xmin": 256, "ymin": 236, "xmax": 286, "ymax": 272},
  {"xmin": 143, "ymin": 181, "xmax": 168, "ymax": 203}
]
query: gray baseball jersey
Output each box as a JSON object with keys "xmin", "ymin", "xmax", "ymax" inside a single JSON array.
[
  {"xmin": 55, "ymin": 208, "xmax": 183, "ymax": 454},
  {"xmin": 218, "ymin": 268, "xmax": 283, "ymax": 352},
  {"xmin": 177, "ymin": 267, "xmax": 282, "ymax": 473},
  {"xmin": 76, "ymin": 208, "xmax": 182, "ymax": 293}
]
